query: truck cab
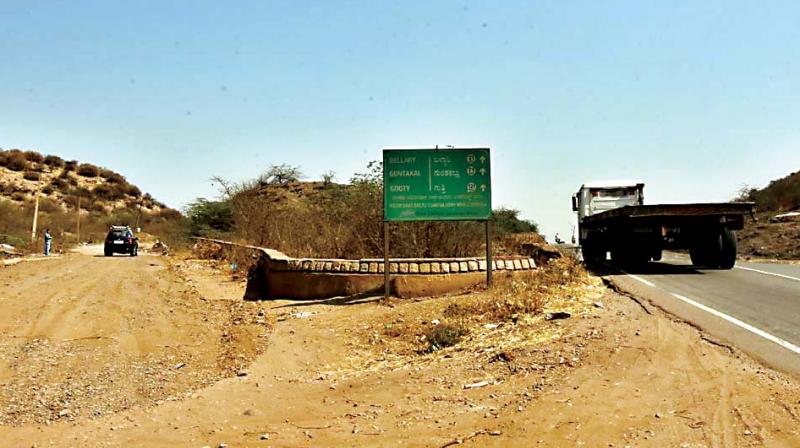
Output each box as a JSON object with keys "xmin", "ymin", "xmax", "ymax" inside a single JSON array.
[
  {"xmin": 572, "ymin": 181, "xmax": 644, "ymax": 243},
  {"xmin": 573, "ymin": 180, "xmax": 644, "ymax": 218}
]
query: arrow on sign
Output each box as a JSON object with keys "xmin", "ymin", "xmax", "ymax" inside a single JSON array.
[
  {"xmin": 479, "ymin": 168, "xmax": 486, "ymax": 176},
  {"xmin": 479, "ymin": 155, "xmax": 487, "ymax": 164},
  {"xmin": 480, "ymin": 184, "xmax": 487, "ymax": 192}
]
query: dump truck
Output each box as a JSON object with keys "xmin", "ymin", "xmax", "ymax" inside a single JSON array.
[{"xmin": 572, "ymin": 181, "xmax": 754, "ymax": 269}]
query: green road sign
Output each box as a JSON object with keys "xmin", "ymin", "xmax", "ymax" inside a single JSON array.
[{"xmin": 383, "ymin": 148, "xmax": 492, "ymax": 222}]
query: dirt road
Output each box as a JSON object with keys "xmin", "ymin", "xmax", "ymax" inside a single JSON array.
[
  {"xmin": 0, "ymin": 247, "xmax": 269, "ymax": 427},
  {"xmin": 1, "ymin": 251, "xmax": 800, "ymax": 447}
]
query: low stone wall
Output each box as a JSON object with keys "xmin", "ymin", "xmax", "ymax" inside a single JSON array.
[
  {"xmin": 193, "ymin": 238, "xmax": 537, "ymax": 300},
  {"xmin": 269, "ymin": 256, "xmax": 536, "ymax": 274}
]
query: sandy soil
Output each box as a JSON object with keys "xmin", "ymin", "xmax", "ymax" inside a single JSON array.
[
  {"xmin": 1, "ymin": 252, "xmax": 799, "ymax": 447},
  {"xmin": 739, "ymin": 214, "xmax": 800, "ymax": 260}
]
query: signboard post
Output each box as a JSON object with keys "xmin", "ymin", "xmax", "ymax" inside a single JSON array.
[{"xmin": 382, "ymin": 147, "xmax": 493, "ymax": 299}]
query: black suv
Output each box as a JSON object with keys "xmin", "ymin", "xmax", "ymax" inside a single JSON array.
[{"xmin": 104, "ymin": 226, "xmax": 139, "ymax": 256}]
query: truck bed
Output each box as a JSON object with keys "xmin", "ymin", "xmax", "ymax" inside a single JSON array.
[{"xmin": 582, "ymin": 202, "xmax": 755, "ymax": 226}]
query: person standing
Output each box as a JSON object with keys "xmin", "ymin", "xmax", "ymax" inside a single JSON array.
[{"xmin": 44, "ymin": 229, "xmax": 52, "ymax": 256}]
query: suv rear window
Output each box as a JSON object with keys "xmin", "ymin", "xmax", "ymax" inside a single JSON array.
[{"xmin": 109, "ymin": 230, "xmax": 128, "ymax": 238}]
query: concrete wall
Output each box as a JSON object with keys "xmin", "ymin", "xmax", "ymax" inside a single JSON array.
[{"xmin": 193, "ymin": 238, "xmax": 537, "ymax": 300}]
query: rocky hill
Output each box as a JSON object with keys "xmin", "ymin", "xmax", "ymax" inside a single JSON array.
[
  {"xmin": 0, "ymin": 148, "xmax": 180, "ymax": 250},
  {"xmin": 742, "ymin": 170, "xmax": 800, "ymax": 213},
  {"xmin": 737, "ymin": 169, "xmax": 800, "ymax": 260}
]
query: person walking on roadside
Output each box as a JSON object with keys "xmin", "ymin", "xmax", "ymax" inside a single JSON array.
[{"xmin": 43, "ymin": 228, "xmax": 52, "ymax": 256}]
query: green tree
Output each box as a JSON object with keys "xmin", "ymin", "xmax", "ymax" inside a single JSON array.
[
  {"xmin": 185, "ymin": 198, "xmax": 234, "ymax": 235},
  {"xmin": 492, "ymin": 208, "xmax": 539, "ymax": 234}
]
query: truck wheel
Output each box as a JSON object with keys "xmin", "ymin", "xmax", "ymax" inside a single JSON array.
[
  {"xmin": 689, "ymin": 246, "xmax": 708, "ymax": 267},
  {"xmin": 104, "ymin": 247, "xmax": 112, "ymax": 257},
  {"xmin": 717, "ymin": 229, "xmax": 737, "ymax": 269},
  {"xmin": 690, "ymin": 229, "xmax": 736, "ymax": 269}
]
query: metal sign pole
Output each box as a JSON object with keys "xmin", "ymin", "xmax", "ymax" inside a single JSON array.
[
  {"xmin": 485, "ymin": 219, "xmax": 493, "ymax": 287},
  {"xmin": 384, "ymin": 221, "xmax": 390, "ymax": 300}
]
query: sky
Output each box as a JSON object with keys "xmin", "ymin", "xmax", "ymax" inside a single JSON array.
[{"xmin": 2, "ymin": 0, "xmax": 799, "ymax": 241}]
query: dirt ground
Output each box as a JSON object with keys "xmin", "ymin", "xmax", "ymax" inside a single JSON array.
[
  {"xmin": 1, "ymin": 250, "xmax": 800, "ymax": 447},
  {"xmin": 738, "ymin": 214, "xmax": 800, "ymax": 260}
]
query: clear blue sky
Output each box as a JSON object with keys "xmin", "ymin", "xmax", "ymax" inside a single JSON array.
[{"xmin": 2, "ymin": 1, "xmax": 799, "ymax": 241}]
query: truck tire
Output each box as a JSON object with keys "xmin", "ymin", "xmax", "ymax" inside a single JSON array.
[
  {"xmin": 689, "ymin": 245, "xmax": 708, "ymax": 267},
  {"xmin": 690, "ymin": 228, "xmax": 737, "ymax": 269},
  {"xmin": 717, "ymin": 228, "xmax": 737, "ymax": 269}
]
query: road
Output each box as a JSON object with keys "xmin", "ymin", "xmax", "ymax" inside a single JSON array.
[{"xmin": 601, "ymin": 252, "xmax": 800, "ymax": 374}]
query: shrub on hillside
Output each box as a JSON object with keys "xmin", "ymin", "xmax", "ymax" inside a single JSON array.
[
  {"xmin": 100, "ymin": 169, "xmax": 126, "ymax": 184},
  {"xmin": 4, "ymin": 151, "xmax": 28, "ymax": 171},
  {"xmin": 23, "ymin": 170, "xmax": 41, "ymax": 181},
  {"xmin": 11, "ymin": 192, "xmax": 26, "ymax": 201},
  {"xmin": 41, "ymin": 185, "xmax": 55, "ymax": 195},
  {"xmin": 50, "ymin": 177, "xmax": 68, "ymax": 190},
  {"xmin": 64, "ymin": 160, "xmax": 78, "ymax": 171},
  {"xmin": 68, "ymin": 186, "xmax": 92, "ymax": 197},
  {"xmin": 123, "ymin": 184, "xmax": 142, "ymax": 197},
  {"xmin": 91, "ymin": 200, "xmax": 107, "ymax": 212},
  {"xmin": 38, "ymin": 197, "xmax": 61, "ymax": 213},
  {"xmin": 23, "ymin": 151, "xmax": 44, "ymax": 163},
  {"xmin": 43, "ymin": 155, "xmax": 65, "ymax": 168},
  {"xmin": 76, "ymin": 163, "xmax": 100, "ymax": 177},
  {"xmin": 92, "ymin": 183, "xmax": 126, "ymax": 201}
]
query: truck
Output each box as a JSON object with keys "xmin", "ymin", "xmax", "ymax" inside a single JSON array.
[{"xmin": 572, "ymin": 181, "xmax": 754, "ymax": 269}]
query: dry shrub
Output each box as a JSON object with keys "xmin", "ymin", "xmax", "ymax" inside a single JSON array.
[
  {"xmin": 223, "ymin": 180, "xmax": 484, "ymax": 258},
  {"xmin": 23, "ymin": 170, "xmax": 41, "ymax": 181},
  {"xmin": 38, "ymin": 198, "xmax": 61, "ymax": 213},
  {"xmin": 4, "ymin": 151, "xmax": 28, "ymax": 171},
  {"xmin": 23, "ymin": 151, "xmax": 44, "ymax": 163},
  {"xmin": 49, "ymin": 177, "xmax": 68, "ymax": 190},
  {"xmin": 11, "ymin": 192, "xmax": 26, "ymax": 201},
  {"xmin": 100, "ymin": 169, "xmax": 126, "ymax": 184},
  {"xmin": 123, "ymin": 184, "xmax": 142, "ymax": 197},
  {"xmin": 64, "ymin": 160, "xmax": 78, "ymax": 171},
  {"xmin": 423, "ymin": 321, "xmax": 467, "ymax": 351},
  {"xmin": 443, "ymin": 256, "xmax": 586, "ymax": 324},
  {"xmin": 76, "ymin": 163, "xmax": 99, "ymax": 177},
  {"xmin": 93, "ymin": 183, "xmax": 126, "ymax": 201},
  {"xmin": 43, "ymin": 155, "xmax": 65, "ymax": 168},
  {"xmin": 41, "ymin": 185, "xmax": 54, "ymax": 195}
]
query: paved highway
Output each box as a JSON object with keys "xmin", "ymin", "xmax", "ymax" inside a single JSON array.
[{"xmin": 600, "ymin": 253, "xmax": 800, "ymax": 375}]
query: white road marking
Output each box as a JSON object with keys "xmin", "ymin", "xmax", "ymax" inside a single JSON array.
[
  {"xmin": 627, "ymin": 274, "xmax": 656, "ymax": 287},
  {"xmin": 611, "ymin": 264, "xmax": 800, "ymax": 355},
  {"xmin": 669, "ymin": 292, "xmax": 800, "ymax": 355},
  {"xmin": 735, "ymin": 266, "xmax": 800, "ymax": 283}
]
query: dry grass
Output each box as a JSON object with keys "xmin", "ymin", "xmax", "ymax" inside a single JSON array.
[{"xmin": 367, "ymin": 255, "xmax": 595, "ymax": 355}]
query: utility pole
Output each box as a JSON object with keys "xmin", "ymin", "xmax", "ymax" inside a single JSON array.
[
  {"xmin": 76, "ymin": 195, "xmax": 81, "ymax": 243},
  {"xmin": 31, "ymin": 193, "xmax": 40, "ymax": 242}
]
